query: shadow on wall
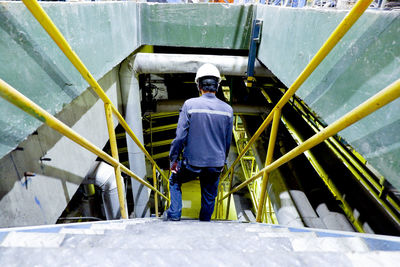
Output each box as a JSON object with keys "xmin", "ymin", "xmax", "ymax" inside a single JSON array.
[{"xmin": 0, "ymin": 79, "xmax": 106, "ymax": 206}]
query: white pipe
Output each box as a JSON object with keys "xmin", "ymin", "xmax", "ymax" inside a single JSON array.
[
  {"xmin": 85, "ymin": 161, "xmax": 122, "ymax": 220},
  {"xmin": 119, "ymin": 56, "xmax": 150, "ymax": 218},
  {"xmin": 132, "ymin": 53, "xmax": 273, "ymax": 77}
]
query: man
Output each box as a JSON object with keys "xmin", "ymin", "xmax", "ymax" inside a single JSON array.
[{"xmin": 164, "ymin": 63, "xmax": 233, "ymax": 221}]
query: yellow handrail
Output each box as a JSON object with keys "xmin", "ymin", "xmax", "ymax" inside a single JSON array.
[
  {"xmin": 220, "ymin": 79, "xmax": 400, "ymax": 204},
  {"xmin": 219, "ymin": 0, "xmax": 373, "ymax": 184},
  {"xmin": 21, "ymin": 0, "xmax": 170, "ymax": 214}
]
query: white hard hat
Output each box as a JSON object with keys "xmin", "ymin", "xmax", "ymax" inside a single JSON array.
[{"xmin": 195, "ymin": 63, "xmax": 221, "ymax": 85}]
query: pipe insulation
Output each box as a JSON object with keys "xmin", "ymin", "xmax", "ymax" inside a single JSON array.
[
  {"xmin": 119, "ymin": 56, "xmax": 150, "ymax": 218},
  {"xmin": 84, "ymin": 161, "xmax": 123, "ymax": 220},
  {"xmin": 132, "ymin": 53, "xmax": 273, "ymax": 77}
]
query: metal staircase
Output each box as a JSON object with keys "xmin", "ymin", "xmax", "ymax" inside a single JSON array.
[{"xmin": 1, "ymin": 218, "xmax": 400, "ymax": 266}]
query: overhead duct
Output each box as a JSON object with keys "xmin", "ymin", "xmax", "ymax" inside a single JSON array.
[{"xmin": 132, "ymin": 53, "xmax": 273, "ymax": 77}]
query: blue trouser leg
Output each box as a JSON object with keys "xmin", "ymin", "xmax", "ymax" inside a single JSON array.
[
  {"xmin": 167, "ymin": 172, "xmax": 182, "ymax": 220},
  {"xmin": 166, "ymin": 162, "xmax": 199, "ymax": 220},
  {"xmin": 199, "ymin": 168, "xmax": 221, "ymax": 221}
]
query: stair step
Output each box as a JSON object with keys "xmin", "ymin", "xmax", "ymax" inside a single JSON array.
[{"xmin": 1, "ymin": 218, "xmax": 400, "ymax": 266}]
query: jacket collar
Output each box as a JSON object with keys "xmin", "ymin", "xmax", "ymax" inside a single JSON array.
[{"xmin": 201, "ymin": 92, "xmax": 216, "ymax": 98}]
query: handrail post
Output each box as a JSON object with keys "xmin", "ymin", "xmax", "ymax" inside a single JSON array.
[
  {"xmin": 225, "ymin": 169, "xmax": 234, "ymax": 220},
  {"xmin": 256, "ymin": 109, "xmax": 281, "ymax": 223},
  {"xmin": 215, "ymin": 183, "xmax": 222, "ymax": 219},
  {"xmin": 105, "ymin": 103, "xmax": 128, "ymax": 219},
  {"xmin": 153, "ymin": 164, "xmax": 159, "ymax": 217},
  {"xmin": 219, "ymin": 184, "xmax": 225, "ymax": 219}
]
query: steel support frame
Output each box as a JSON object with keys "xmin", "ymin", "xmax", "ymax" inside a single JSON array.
[{"xmin": 218, "ymin": 0, "xmax": 374, "ymax": 226}]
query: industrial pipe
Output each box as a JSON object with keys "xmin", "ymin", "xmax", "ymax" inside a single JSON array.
[
  {"xmin": 84, "ymin": 161, "xmax": 124, "ymax": 220},
  {"xmin": 132, "ymin": 53, "xmax": 273, "ymax": 77}
]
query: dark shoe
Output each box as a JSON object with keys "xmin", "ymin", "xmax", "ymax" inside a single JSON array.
[{"xmin": 162, "ymin": 211, "xmax": 180, "ymax": 221}]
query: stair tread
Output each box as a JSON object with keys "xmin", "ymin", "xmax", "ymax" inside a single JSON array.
[{"xmin": 1, "ymin": 218, "xmax": 400, "ymax": 266}]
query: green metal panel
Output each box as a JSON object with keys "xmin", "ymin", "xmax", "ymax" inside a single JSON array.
[
  {"xmin": 0, "ymin": 2, "xmax": 140, "ymax": 158},
  {"xmin": 256, "ymin": 6, "xmax": 400, "ymax": 189},
  {"xmin": 140, "ymin": 3, "xmax": 253, "ymax": 49}
]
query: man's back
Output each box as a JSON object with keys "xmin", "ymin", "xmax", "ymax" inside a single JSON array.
[
  {"xmin": 166, "ymin": 63, "xmax": 233, "ymax": 222},
  {"xmin": 170, "ymin": 93, "xmax": 233, "ymax": 168}
]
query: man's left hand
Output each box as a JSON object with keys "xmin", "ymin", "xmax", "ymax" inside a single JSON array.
[{"xmin": 170, "ymin": 161, "xmax": 179, "ymax": 174}]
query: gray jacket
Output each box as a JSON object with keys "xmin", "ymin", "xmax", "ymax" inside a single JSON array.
[{"xmin": 169, "ymin": 93, "xmax": 233, "ymax": 168}]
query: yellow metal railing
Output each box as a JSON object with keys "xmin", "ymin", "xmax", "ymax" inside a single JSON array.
[
  {"xmin": 227, "ymin": 116, "xmax": 277, "ymax": 223},
  {"xmin": 0, "ymin": 0, "xmax": 171, "ymax": 219},
  {"xmin": 219, "ymin": 78, "xmax": 400, "ymax": 228},
  {"xmin": 216, "ymin": 0, "xmax": 400, "ymax": 229},
  {"xmin": 2, "ymin": 0, "xmax": 396, "ymax": 225}
]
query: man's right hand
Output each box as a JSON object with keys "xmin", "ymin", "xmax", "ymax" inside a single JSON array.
[{"xmin": 170, "ymin": 161, "xmax": 179, "ymax": 174}]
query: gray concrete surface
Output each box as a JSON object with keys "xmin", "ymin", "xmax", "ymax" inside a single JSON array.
[{"xmin": 1, "ymin": 218, "xmax": 400, "ymax": 266}]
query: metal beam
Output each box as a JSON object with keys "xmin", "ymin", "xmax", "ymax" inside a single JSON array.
[{"xmin": 155, "ymin": 100, "xmax": 270, "ymax": 115}]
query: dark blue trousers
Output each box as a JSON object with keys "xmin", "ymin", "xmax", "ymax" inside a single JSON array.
[{"xmin": 166, "ymin": 162, "xmax": 221, "ymax": 221}]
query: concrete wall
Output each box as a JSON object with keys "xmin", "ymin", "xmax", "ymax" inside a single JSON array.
[
  {"xmin": 0, "ymin": 67, "xmax": 121, "ymax": 227},
  {"xmin": 140, "ymin": 3, "xmax": 253, "ymax": 49},
  {"xmin": 0, "ymin": 1, "xmax": 140, "ymax": 159},
  {"xmin": 256, "ymin": 6, "xmax": 400, "ymax": 189}
]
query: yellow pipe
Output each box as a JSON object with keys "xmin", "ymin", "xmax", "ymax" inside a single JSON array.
[
  {"xmin": 85, "ymin": 184, "xmax": 96, "ymax": 197},
  {"xmin": 219, "ymin": 0, "xmax": 373, "ymax": 183},
  {"xmin": 225, "ymin": 169, "xmax": 234, "ymax": 219},
  {"xmin": 22, "ymin": 0, "xmax": 169, "ymax": 186},
  {"xmin": 0, "ymin": 78, "xmax": 169, "ymax": 203},
  {"xmin": 215, "ymin": 185, "xmax": 221, "ymax": 218},
  {"xmin": 221, "ymin": 79, "xmax": 400, "ymax": 201},
  {"xmin": 105, "ymin": 103, "xmax": 128, "ymax": 219},
  {"xmin": 153, "ymin": 164, "xmax": 159, "ymax": 217},
  {"xmin": 256, "ymin": 109, "xmax": 281, "ymax": 222}
]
